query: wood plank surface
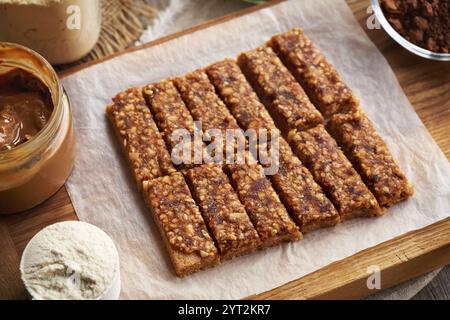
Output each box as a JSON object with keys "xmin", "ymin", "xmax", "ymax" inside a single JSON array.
[
  {"xmin": 249, "ymin": 217, "xmax": 450, "ymax": 299},
  {"xmin": 0, "ymin": 223, "xmax": 27, "ymax": 299},
  {"xmin": 0, "ymin": 0, "xmax": 448, "ymax": 300},
  {"xmin": 413, "ymin": 265, "xmax": 450, "ymax": 300}
]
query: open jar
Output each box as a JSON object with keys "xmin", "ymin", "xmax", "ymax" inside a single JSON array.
[{"xmin": 0, "ymin": 42, "xmax": 75, "ymax": 214}]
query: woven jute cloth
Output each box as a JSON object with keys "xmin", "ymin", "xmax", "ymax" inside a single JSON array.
[{"xmin": 63, "ymin": 0, "xmax": 156, "ymax": 67}]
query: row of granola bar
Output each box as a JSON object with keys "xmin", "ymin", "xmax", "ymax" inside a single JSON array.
[{"xmin": 106, "ymin": 28, "xmax": 413, "ymax": 276}]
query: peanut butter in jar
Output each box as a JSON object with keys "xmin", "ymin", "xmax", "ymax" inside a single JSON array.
[
  {"xmin": 0, "ymin": 69, "xmax": 53, "ymax": 151},
  {"xmin": 0, "ymin": 42, "xmax": 75, "ymax": 214}
]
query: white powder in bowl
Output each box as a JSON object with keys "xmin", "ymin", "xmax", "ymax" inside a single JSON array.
[{"xmin": 20, "ymin": 221, "xmax": 119, "ymax": 300}]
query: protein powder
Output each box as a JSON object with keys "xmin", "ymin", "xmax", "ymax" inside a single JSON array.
[{"xmin": 20, "ymin": 221, "xmax": 120, "ymax": 300}]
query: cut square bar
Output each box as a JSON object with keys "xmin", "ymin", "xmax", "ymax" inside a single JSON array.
[
  {"xmin": 327, "ymin": 111, "xmax": 413, "ymax": 207},
  {"xmin": 288, "ymin": 125, "xmax": 383, "ymax": 220},
  {"xmin": 106, "ymin": 88, "xmax": 175, "ymax": 188},
  {"xmin": 226, "ymin": 163, "xmax": 301, "ymax": 246},
  {"xmin": 142, "ymin": 173, "xmax": 219, "ymax": 277},
  {"xmin": 269, "ymin": 138, "xmax": 340, "ymax": 232},
  {"xmin": 143, "ymin": 80, "xmax": 205, "ymax": 167},
  {"xmin": 206, "ymin": 59, "xmax": 276, "ymax": 131},
  {"xmin": 237, "ymin": 46, "xmax": 323, "ymax": 134},
  {"xmin": 269, "ymin": 28, "xmax": 359, "ymax": 117},
  {"xmin": 185, "ymin": 164, "xmax": 261, "ymax": 260}
]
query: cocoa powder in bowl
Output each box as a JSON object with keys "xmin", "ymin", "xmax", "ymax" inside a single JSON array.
[{"xmin": 380, "ymin": 0, "xmax": 449, "ymax": 53}]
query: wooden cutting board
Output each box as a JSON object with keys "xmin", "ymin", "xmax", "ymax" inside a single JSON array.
[{"xmin": 1, "ymin": 0, "xmax": 449, "ymax": 300}]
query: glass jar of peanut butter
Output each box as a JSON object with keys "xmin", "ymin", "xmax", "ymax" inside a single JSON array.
[{"xmin": 0, "ymin": 42, "xmax": 75, "ymax": 214}]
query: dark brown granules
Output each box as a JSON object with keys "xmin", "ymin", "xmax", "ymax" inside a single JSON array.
[{"xmin": 380, "ymin": 0, "xmax": 449, "ymax": 53}]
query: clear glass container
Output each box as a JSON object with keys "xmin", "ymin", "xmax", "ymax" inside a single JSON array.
[
  {"xmin": 0, "ymin": 42, "xmax": 75, "ymax": 214},
  {"xmin": 372, "ymin": 0, "xmax": 450, "ymax": 61},
  {"xmin": 0, "ymin": 0, "xmax": 101, "ymax": 65}
]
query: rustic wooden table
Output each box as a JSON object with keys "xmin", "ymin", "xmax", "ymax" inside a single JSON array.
[
  {"xmin": 0, "ymin": 0, "xmax": 449, "ymax": 300},
  {"xmin": 413, "ymin": 266, "xmax": 450, "ymax": 300}
]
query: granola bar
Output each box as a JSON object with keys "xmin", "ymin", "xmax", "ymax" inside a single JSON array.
[
  {"xmin": 269, "ymin": 138, "xmax": 340, "ymax": 232},
  {"xmin": 269, "ymin": 28, "xmax": 359, "ymax": 117},
  {"xmin": 185, "ymin": 164, "xmax": 261, "ymax": 259},
  {"xmin": 206, "ymin": 59, "xmax": 276, "ymax": 131},
  {"xmin": 237, "ymin": 46, "xmax": 323, "ymax": 133},
  {"xmin": 142, "ymin": 173, "xmax": 219, "ymax": 277},
  {"xmin": 174, "ymin": 69, "xmax": 247, "ymax": 162},
  {"xmin": 143, "ymin": 80, "xmax": 197, "ymax": 148},
  {"xmin": 225, "ymin": 163, "xmax": 301, "ymax": 246},
  {"xmin": 173, "ymin": 69, "xmax": 241, "ymax": 133},
  {"xmin": 288, "ymin": 125, "xmax": 383, "ymax": 220},
  {"xmin": 106, "ymin": 88, "xmax": 175, "ymax": 188},
  {"xmin": 327, "ymin": 111, "xmax": 413, "ymax": 207},
  {"xmin": 143, "ymin": 80, "xmax": 205, "ymax": 167}
]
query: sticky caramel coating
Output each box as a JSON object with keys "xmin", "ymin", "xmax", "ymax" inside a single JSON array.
[
  {"xmin": 237, "ymin": 45, "xmax": 323, "ymax": 133},
  {"xmin": 269, "ymin": 28, "xmax": 359, "ymax": 117},
  {"xmin": 143, "ymin": 173, "xmax": 219, "ymax": 277},
  {"xmin": 206, "ymin": 59, "xmax": 276, "ymax": 131},
  {"xmin": 143, "ymin": 80, "xmax": 205, "ymax": 167},
  {"xmin": 185, "ymin": 164, "xmax": 260, "ymax": 259},
  {"xmin": 226, "ymin": 163, "xmax": 301, "ymax": 246},
  {"xmin": 106, "ymin": 88, "xmax": 175, "ymax": 188},
  {"xmin": 269, "ymin": 138, "xmax": 340, "ymax": 232},
  {"xmin": 288, "ymin": 125, "xmax": 383, "ymax": 220},
  {"xmin": 327, "ymin": 111, "xmax": 413, "ymax": 207}
]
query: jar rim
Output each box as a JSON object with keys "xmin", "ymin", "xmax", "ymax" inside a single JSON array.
[{"xmin": 0, "ymin": 42, "xmax": 63, "ymax": 161}]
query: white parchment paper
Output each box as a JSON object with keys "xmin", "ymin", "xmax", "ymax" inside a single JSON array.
[{"xmin": 62, "ymin": 0, "xmax": 450, "ymax": 299}]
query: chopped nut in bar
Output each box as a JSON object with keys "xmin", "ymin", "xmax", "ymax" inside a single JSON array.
[
  {"xmin": 269, "ymin": 138, "xmax": 340, "ymax": 232},
  {"xmin": 143, "ymin": 80, "xmax": 196, "ymax": 148},
  {"xmin": 327, "ymin": 111, "xmax": 413, "ymax": 207},
  {"xmin": 288, "ymin": 125, "xmax": 383, "ymax": 220},
  {"xmin": 106, "ymin": 88, "xmax": 175, "ymax": 188},
  {"xmin": 269, "ymin": 28, "xmax": 359, "ymax": 117},
  {"xmin": 226, "ymin": 163, "xmax": 301, "ymax": 247},
  {"xmin": 185, "ymin": 164, "xmax": 261, "ymax": 259},
  {"xmin": 206, "ymin": 59, "xmax": 276, "ymax": 131},
  {"xmin": 143, "ymin": 80, "xmax": 205, "ymax": 167},
  {"xmin": 173, "ymin": 69, "xmax": 241, "ymax": 133},
  {"xmin": 237, "ymin": 46, "xmax": 323, "ymax": 133},
  {"xmin": 174, "ymin": 69, "xmax": 246, "ymax": 162},
  {"xmin": 143, "ymin": 173, "xmax": 219, "ymax": 277}
]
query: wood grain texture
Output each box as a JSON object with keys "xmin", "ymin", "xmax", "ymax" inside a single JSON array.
[
  {"xmin": 413, "ymin": 265, "xmax": 450, "ymax": 300},
  {"xmin": 0, "ymin": 223, "xmax": 27, "ymax": 299},
  {"xmin": 0, "ymin": 0, "xmax": 448, "ymax": 300},
  {"xmin": 248, "ymin": 217, "xmax": 450, "ymax": 299}
]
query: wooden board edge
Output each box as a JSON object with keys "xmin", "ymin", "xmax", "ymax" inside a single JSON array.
[
  {"xmin": 247, "ymin": 217, "xmax": 450, "ymax": 299},
  {"xmin": 58, "ymin": 0, "xmax": 286, "ymax": 79}
]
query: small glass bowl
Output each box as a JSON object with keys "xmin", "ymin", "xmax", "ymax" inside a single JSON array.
[{"xmin": 371, "ymin": 0, "xmax": 450, "ymax": 61}]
